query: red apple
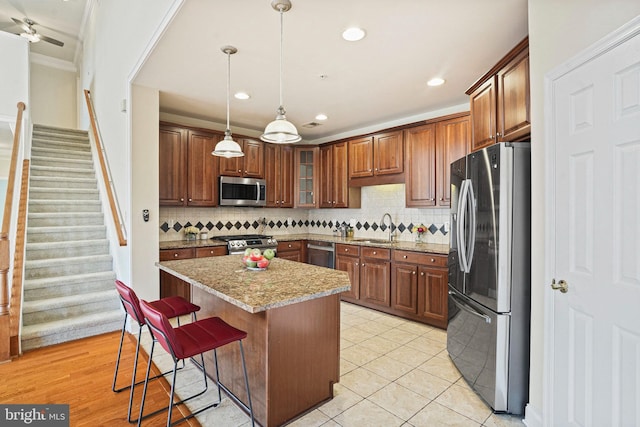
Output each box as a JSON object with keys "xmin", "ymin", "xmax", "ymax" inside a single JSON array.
[{"xmin": 257, "ymin": 258, "xmax": 269, "ymax": 269}]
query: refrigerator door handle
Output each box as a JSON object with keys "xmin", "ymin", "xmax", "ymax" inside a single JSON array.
[
  {"xmin": 466, "ymin": 180, "xmax": 477, "ymax": 271},
  {"xmin": 448, "ymin": 291, "xmax": 492, "ymax": 324},
  {"xmin": 457, "ymin": 180, "xmax": 469, "ymax": 272}
]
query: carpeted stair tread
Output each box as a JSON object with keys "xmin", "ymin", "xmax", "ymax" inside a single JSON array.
[
  {"xmin": 24, "ymin": 271, "xmax": 116, "ymax": 290},
  {"xmin": 23, "ymin": 289, "xmax": 118, "ymax": 314}
]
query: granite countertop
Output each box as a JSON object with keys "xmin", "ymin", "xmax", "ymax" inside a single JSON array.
[
  {"xmin": 157, "ymin": 255, "xmax": 350, "ymax": 314},
  {"xmin": 160, "ymin": 233, "xmax": 448, "ymax": 255}
]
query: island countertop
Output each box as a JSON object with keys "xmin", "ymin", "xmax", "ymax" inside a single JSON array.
[{"xmin": 157, "ymin": 255, "xmax": 350, "ymax": 313}]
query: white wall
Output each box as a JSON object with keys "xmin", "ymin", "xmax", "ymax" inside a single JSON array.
[
  {"xmin": 80, "ymin": 0, "xmax": 181, "ymax": 292},
  {"xmin": 30, "ymin": 62, "xmax": 77, "ymax": 128},
  {"xmin": 0, "ymin": 32, "xmax": 29, "ymax": 120},
  {"xmin": 527, "ymin": 3, "xmax": 640, "ymax": 424}
]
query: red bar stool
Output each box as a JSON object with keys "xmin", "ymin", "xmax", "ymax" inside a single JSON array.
[
  {"xmin": 113, "ymin": 280, "xmax": 200, "ymax": 423},
  {"xmin": 137, "ymin": 299, "xmax": 255, "ymax": 427}
]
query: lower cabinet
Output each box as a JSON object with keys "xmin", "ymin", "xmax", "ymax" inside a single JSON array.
[
  {"xmin": 392, "ymin": 250, "xmax": 448, "ymax": 328},
  {"xmin": 159, "ymin": 246, "xmax": 226, "ymax": 299},
  {"xmin": 337, "ymin": 244, "xmax": 448, "ymax": 329},
  {"xmin": 277, "ymin": 240, "xmax": 305, "ymax": 262}
]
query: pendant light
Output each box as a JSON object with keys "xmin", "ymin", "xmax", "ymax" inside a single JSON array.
[
  {"xmin": 212, "ymin": 46, "xmax": 244, "ymax": 158},
  {"xmin": 260, "ymin": 0, "xmax": 301, "ymax": 144}
]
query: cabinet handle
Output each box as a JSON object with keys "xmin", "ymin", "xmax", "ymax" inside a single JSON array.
[
  {"xmin": 238, "ymin": 169, "xmax": 242, "ymax": 173},
  {"xmin": 174, "ymin": 253, "xmax": 178, "ymax": 257},
  {"xmin": 375, "ymin": 168, "xmax": 378, "ymax": 171},
  {"xmin": 496, "ymin": 132, "xmax": 502, "ymax": 138},
  {"xmin": 369, "ymin": 169, "xmax": 372, "ymax": 172},
  {"xmin": 440, "ymin": 197, "xmax": 445, "ymax": 201},
  {"xmin": 355, "ymin": 262, "xmax": 359, "ymax": 266},
  {"xmin": 403, "ymin": 255, "xmax": 408, "ymax": 259},
  {"xmin": 421, "ymin": 272, "xmax": 425, "ymax": 276},
  {"xmin": 180, "ymin": 198, "xmax": 184, "ymax": 202},
  {"xmin": 373, "ymin": 251, "xmax": 377, "ymax": 255},
  {"xmin": 361, "ymin": 263, "xmax": 365, "ymax": 267},
  {"xmin": 412, "ymin": 271, "xmax": 416, "ymax": 275},
  {"xmin": 288, "ymin": 244, "xmax": 292, "ymax": 248},
  {"xmin": 188, "ymin": 198, "xmax": 192, "ymax": 202},
  {"xmin": 489, "ymin": 134, "xmax": 495, "ymax": 140},
  {"xmin": 430, "ymin": 258, "xmax": 435, "ymax": 262}
]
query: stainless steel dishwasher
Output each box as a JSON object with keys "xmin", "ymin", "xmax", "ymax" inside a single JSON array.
[{"xmin": 307, "ymin": 240, "xmax": 335, "ymax": 269}]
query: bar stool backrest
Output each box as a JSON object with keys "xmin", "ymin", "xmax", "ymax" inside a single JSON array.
[
  {"xmin": 140, "ymin": 299, "xmax": 183, "ymax": 359},
  {"xmin": 115, "ymin": 280, "xmax": 146, "ymax": 326}
]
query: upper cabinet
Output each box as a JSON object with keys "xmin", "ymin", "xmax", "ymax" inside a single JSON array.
[
  {"xmin": 348, "ymin": 131, "xmax": 404, "ymax": 186},
  {"xmin": 467, "ymin": 37, "xmax": 530, "ymax": 151},
  {"xmin": 159, "ymin": 124, "xmax": 221, "ymax": 207},
  {"xmin": 319, "ymin": 142, "xmax": 361, "ymax": 208},
  {"xmin": 405, "ymin": 114, "xmax": 470, "ymax": 208},
  {"xmin": 294, "ymin": 146, "xmax": 319, "ymax": 208},
  {"xmin": 264, "ymin": 144, "xmax": 294, "ymax": 208},
  {"xmin": 218, "ymin": 138, "xmax": 264, "ymax": 178}
]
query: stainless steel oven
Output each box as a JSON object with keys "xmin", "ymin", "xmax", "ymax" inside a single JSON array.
[{"xmin": 307, "ymin": 241, "xmax": 335, "ymax": 269}]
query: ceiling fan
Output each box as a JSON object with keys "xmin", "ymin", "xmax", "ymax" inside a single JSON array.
[{"xmin": 12, "ymin": 17, "xmax": 64, "ymax": 47}]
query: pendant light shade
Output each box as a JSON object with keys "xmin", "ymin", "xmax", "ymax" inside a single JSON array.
[
  {"xmin": 213, "ymin": 46, "xmax": 244, "ymax": 158},
  {"xmin": 261, "ymin": 0, "xmax": 301, "ymax": 144}
]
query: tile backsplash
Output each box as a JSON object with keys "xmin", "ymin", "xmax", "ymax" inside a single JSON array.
[{"xmin": 159, "ymin": 184, "xmax": 450, "ymax": 245}]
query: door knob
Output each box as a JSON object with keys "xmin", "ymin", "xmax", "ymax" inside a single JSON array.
[{"xmin": 550, "ymin": 279, "xmax": 568, "ymax": 293}]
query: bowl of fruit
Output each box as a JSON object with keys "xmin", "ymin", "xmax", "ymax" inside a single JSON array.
[{"xmin": 241, "ymin": 248, "xmax": 276, "ymax": 271}]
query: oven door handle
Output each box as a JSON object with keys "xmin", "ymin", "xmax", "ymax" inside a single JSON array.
[{"xmin": 448, "ymin": 291, "xmax": 492, "ymax": 324}]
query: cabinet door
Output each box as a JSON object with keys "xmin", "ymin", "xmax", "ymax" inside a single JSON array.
[
  {"xmin": 332, "ymin": 142, "xmax": 349, "ymax": 208},
  {"xmin": 195, "ymin": 246, "xmax": 227, "ymax": 258},
  {"xmin": 469, "ymin": 77, "xmax": 497, "ymax": 151},
  {"xmin": 279, "ymin": 145, "xmax": 294, "ymax": 208},
  {"xmin": 497, "ymin": 48, "xmax": 530, "ymax": 142},
  {"xmin": 391, "ymin": 263, "xmax": 418, "ymax": 314},
  {"xmin": 319, "ymin": 145, "xmax": 334, "ymax": 208},
  {"xmin": 264, "ymin": 143, "xmax": 279, "ymax": 207},
  {"xmin": 348, "ymin": 136, "xmax": 373, "ymax": 178},
  {"xmin": 242, "ymin": 138, "xmax": 264, "ymax": 178},
  {"xmin": 336, "ymin": 255, "xmax": 360, "ymax": 300},
  {"xmin": 218, "ymin": 155, "xmax": 242, "ymax": 177},
  {"xmin": 295, "ymin": 147, "xmax": 318, "ymax": 208},
  {"xmin": 278, "ymin": 251, "xmax": 302, "ymax": 262},
  {"xmin": 436, "ymin": 115, "xmax": 470, "ymax": 207},
  {"xmin": 417, "ymin": 266, "xmax": 448, "ymax": 328},
  {"xmin": 186, "ymin": 130, "xmax": 220, "ymax": 206},
  {"xmin": 360, "ymin": 260, "xmax": 391, "ymax": 307},
  {"xmin": 374, "ymin": 131, "xmax": 403, "ymax": 175},
  {"xmin": 404, "ymin": 124, "xmax": 436, "ymax": 207},
  {"xmin": 159, "ymin": 126, "xmax": 187, "ymax": 206}
]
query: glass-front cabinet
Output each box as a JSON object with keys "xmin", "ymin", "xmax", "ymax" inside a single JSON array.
[{"xmin": 294, "ymin": 146, "xmax": 319, "ymax": 208}]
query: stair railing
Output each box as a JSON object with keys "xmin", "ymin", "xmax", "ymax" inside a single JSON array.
[
  {"xmin": 0, "ymin": 101, "xmax": 26, "ymax": 362},
  {"xmin": 83, "ymin": 90, "xmax": 127, "ymax": 246}
]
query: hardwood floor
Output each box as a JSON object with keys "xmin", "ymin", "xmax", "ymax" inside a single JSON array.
[{"xmin": 0, "ymin": 331, "xmax": 200, "ymax": 427}]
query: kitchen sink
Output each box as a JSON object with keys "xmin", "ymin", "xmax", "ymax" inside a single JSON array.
[{"xmin": 350, "ymin": 238, "xmax": 395, "ymax": 245}]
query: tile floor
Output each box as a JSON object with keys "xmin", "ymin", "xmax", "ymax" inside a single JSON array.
[{"xmin": 140, "ymin": 302, "xmax": 525, "ymax": 427}]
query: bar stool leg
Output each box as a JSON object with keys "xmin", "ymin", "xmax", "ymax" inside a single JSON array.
[
  {"xmin": 239, "ymin": 341, "xmax": 255, "ymax": 427},
  {"xmin": 112, "ymin": 314, "xmax": 129, "ymax": 392},
  {"xmin": 136, "ymin": 339, "xmax": 155, "ymax": 427},
  {"xmin": 212, "ymin": 349, "xmax": 222, "ymax": 403}
]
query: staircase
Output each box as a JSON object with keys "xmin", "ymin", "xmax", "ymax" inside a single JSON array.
[{"xmin": 21, "ymin": 124, "xmax": 121, "ymax": 351}]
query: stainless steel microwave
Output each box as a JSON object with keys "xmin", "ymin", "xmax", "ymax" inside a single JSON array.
[{"xmin": 219, "ymin": 176, "xmax": 266, "ymax": 207}]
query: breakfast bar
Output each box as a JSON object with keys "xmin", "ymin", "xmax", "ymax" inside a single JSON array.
[{"xmin": 156, "ymin": 255, "xmax": 350, "ymax": 427}]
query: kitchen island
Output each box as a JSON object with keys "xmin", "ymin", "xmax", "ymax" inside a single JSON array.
[{"xmin": 157, "ymin": 255, "xmax": 350, "ymax": 427}]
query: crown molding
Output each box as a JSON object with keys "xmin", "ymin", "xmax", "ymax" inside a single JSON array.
[{"xmin": 30, "ymin": 52, "xmax": 77, "ymax": 73}]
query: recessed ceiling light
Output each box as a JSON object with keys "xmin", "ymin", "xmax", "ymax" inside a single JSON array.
[
  {"xmin": 342, "ymin": 27, "xmax": 366, "ymax": 42},
  {"xmin": 234, "ymin": 92, "xmax": 250, "ymax": 100},
  {"xmin": 315, "ymin": 114, "xmax": 328, "ymax": 121},
  {"xmin": 427, "ymin": 78, "xmax": 445, "ymax": 87}
]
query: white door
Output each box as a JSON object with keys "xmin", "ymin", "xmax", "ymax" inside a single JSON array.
[{"xmin": 546, "ymin": 19, "xmax": 640, "ymax": 426}]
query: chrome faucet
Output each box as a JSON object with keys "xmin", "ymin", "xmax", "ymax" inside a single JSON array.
[{"xmin": 381, "ymin": 213, "xmax": 393, "ymax": 242}]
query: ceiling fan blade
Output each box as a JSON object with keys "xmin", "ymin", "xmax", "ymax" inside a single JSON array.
[
  {"xmin": 11, "ymin": 17, "xmax": 30, "ymax": 32},
  {"xmin": 38, "ymin": 33, "xmax": 64, "ymax": 47}
]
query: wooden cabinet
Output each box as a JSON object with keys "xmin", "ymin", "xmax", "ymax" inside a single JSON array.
[
  {"xmin": 392, "ymin": 250, "xmax": 448, "ymax": 328},
  {"xmin": 294, "ymin": 146, "xmax": 319, "ymax": 208},
  {"xmin": 218, "ymin": 138, "xmax": 264, "ymax": 178},
  {"xmin": 359, "ymin": 247, "xmax": 391, "ymax": 307},
  {"xmin": 348, "ymin": 131, "xmax": 403, "ymax": 179},
  {"xmin": 159, "ymin": 125, "xmax": 221, "ymax": 207},
  {"xmin": 319, "ymin": 142, "xmax": 360, "ymax": 208},
  {"xmin": 467, "ymin": 37, "xmax": 530, "ymax": 151},
  {"xmin": 265, "ymin": 144, "xmax": 294, "ymax": 208},
  {"xmin": 336, "ymin": 244, "xmax": 391, "ymax": 307},
  {"xmin": 335, "ymin": 245, "xmax": 360, "ymax": 300},
  {"xmin": 277, "ymin": 240, "xmax": 305, "ymax": 262},
  {"xmin": 159, "ymin": 246, "xmax": 226, "ymax": 298},
  {"xmin": 405, "ymin": 114, "xmax": 469, "ymax": 208}
]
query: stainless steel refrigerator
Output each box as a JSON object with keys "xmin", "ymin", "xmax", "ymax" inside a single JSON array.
[{"xmin": 447, "ymin": 142, "xmax": 531, "ymax": 415}]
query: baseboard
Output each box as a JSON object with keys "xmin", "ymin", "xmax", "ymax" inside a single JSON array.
[{"xmin": 523, "ymin": 403, "xmax": 543, "ymax": 427}]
